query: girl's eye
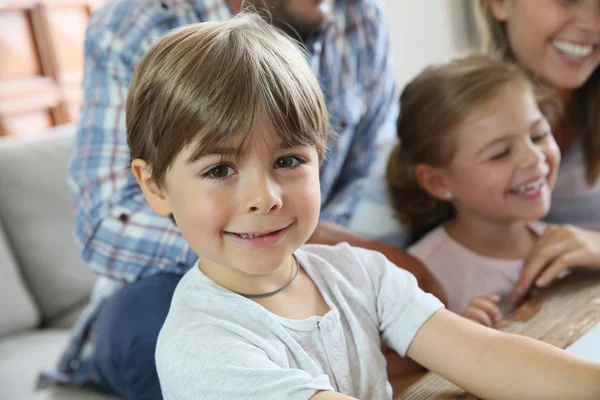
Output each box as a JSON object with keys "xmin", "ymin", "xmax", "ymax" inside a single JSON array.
[
  {"xmin": 532, "ymin": 131, "xmax": 549, "ymax": 143},
  {"xmin": 274, "ymin": 155, "xmax": 302, "ymax": 169},
  {"xmin": 490, "ymin": 149, "xmax": 510, "ymax": 161},
  {"xmin": 204, "ymin": 165, "xmax": 234, "ymax": 180}
]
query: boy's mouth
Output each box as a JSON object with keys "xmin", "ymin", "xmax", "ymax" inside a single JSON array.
[{"xmin": 225, "ymin": 224, "xmax": 291, "ymax": 239}]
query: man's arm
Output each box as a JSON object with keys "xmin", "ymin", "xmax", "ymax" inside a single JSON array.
[
  {"xmin": 319, "ymin": 2, "xmax": 398, "ymax": 226},
  {"xmin": 68, "ymin": 10, "xmax": 195, "ymax": 282}
]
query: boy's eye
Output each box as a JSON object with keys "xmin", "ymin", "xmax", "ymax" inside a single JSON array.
[
  {"xmin": 205, "ymin": 165, "xmax": 234, "ymax": 179},
  {"xmin": 490, "ymin": 148, "xmax": 510, "ymax": 161},
  {"xmin": 274, "ymin": 155, "xmax": 301, "ymax": 169}
]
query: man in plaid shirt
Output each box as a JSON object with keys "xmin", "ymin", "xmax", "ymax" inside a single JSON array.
[{"xmin": 58, "ymin": 0, "xmax": 442, "ymax": 398}]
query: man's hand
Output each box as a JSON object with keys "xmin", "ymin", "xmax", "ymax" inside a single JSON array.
[
  {"xmin": 512, "ymin": 224, "xmax": 600, "ymax": 305},
  {"xmin": 309, "ymin": 221, "xmax": 446, "ymax": 303},
  {"xmin": 463, "ymin": 295, "xmax": 503, "ymax": 327}
]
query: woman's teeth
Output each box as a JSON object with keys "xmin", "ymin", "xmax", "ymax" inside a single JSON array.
[
  {"xmin": 511, "ymin": 178, "xmax": 545, "ymax": 195},
  {"xmin": 553, "ymin": 40, "xmax": 594, "ymax": 59}
]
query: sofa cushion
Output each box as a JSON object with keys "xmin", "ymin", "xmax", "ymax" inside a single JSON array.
[
  {"xmin": 0, "ymin": 125, "xmax": 96, "ymax": 322},
  {"xmin": 0, "ymin": 217, "xmax": 40, "ymax": 337},
  {"xmin": 0, "ymin": 329, "xmax": 120, "ymax": 400}
]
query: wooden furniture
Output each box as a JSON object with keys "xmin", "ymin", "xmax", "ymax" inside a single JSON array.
[
  {"xmin": 396, "ymin": 271, "xmax": 600, "ymax": 399},
  {"xmin": 0, "ymin": 0, "xmax": 103, "ymax": 138}
]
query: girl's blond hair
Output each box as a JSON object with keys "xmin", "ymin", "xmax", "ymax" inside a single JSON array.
[
  {"xmin": 475, "ymin": 0, "xmax": 600, "ymax": 185},
  {"xmin": 386, "ymin": 54, "xmax": 535, "ymax": 232}
]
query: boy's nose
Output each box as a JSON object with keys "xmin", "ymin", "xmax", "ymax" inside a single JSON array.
[{"xmin": 242, "ymin": 176, "xmax": 282, "ymax": 214}]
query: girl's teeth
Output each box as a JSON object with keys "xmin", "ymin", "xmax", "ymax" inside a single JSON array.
[
  {"xmin": 513, "ymin": 178, "xmax": 545, "ymax": 194},
  {"xmin": 553, "ymin": 40, "xmax": 593, "ymax": 59}
]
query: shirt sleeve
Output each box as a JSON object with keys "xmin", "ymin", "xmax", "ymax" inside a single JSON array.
[
  {"xmin": 320, "ymin": 4, "xmax": 398, "ymax": 226},
  {"xmin": 156, "ymin": 325, "xmax": 334, "ymax": 400},
  {"xmin": 352, "ymin": 246, "xmax": 444, "ymax": 357},
  {"xmin": 67, "ymin": 10, "xmax": 196, "ymax": 282}
]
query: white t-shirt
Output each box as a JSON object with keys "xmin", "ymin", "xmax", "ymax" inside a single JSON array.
[
  {"xmin": 156, "ymin": 243, "xmax": 443, "ymax": 400},
  {"xmin": 408, "ymin": 222, "xmax": 546, "ymax": 316},
  {"xmin": 545, "ymin": 136, "xmax": 600, "ymax": 230}
]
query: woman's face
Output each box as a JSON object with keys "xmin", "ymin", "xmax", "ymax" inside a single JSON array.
[{"xmin": 490, "ymin": 0, "xmax": 600, "ymax": 91}]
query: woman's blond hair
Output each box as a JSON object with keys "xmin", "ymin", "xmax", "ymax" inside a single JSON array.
[
  {"xmin": 126, "ymin": 12, "xmax": 329, "ymax": 187},
  {"xmin": 386, "ymin": 54, "xmax": 535, "ymax": 232},
  {"xmin": 475, "ymin": 0, "xmax": 600, "ymax": 185}
]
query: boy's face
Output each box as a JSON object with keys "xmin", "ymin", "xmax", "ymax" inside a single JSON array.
[
  {"xmin": 138, "ymin": 115, "xmax": 321, "ymax": 280},
  {"xmin": 441, "ymin": 84, "xmax": 560, "ymax": 224}
]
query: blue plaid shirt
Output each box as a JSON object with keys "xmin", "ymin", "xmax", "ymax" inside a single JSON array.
[{"xmin": 52, "ymin": 0, "xmax": 398, "ymax": 387}]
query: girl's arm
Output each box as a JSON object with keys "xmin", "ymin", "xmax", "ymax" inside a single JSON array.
[{"xmin": 407, "ymin": 309, "xmax": 600, "ymax": 400}]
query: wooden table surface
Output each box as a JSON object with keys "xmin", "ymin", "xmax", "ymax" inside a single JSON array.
[{"xmin": 395, "ymin": 271, "xmax": 600, "ymax": 400}]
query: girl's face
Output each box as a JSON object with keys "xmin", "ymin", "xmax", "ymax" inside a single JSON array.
[
  {"xmin": 490, "ymin": 0, "xmax": 600, "ymax": 91},
  {"xmin": 441, "ymin": 84, "xmax": 561, "ymax": 225}
]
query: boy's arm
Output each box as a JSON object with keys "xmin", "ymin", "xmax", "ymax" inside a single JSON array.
[
  {"xmin": 407, "ymin": 309, "xmax": 600, "ymax": 400},
  {"xmin": 310, "ymin": 392, "xmax": 357, "ymax": 400},
  {"xmin": 68, "ymin": 12, "xmax": 195, "ymax": 282}
]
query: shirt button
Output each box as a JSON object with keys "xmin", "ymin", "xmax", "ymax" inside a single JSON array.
[
  {"xmin": 342, "ymin": 378, "xmax": 349, "ymax": 391},
  {"xmin": 332, "ymin": 348, "xmax": 341, "ymax": 361},
  {"xmin": 326, "ymin": 319, "xmax": 333, "ymax": 332},
  {"xmin": 69, "ymin": 359, "xmax": 81, "ymax": 370}
]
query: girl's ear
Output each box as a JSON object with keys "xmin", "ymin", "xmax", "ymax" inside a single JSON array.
[
  {"xmin": 488, "ymin": 0, "xmax": 510, "ymax": 22},
  {"xmin": 415, "ymin": 164, "xmax": 453, "ymax": 202},
  {"xmin": 131, "ymin": 159, "xmax": 173, "ymax": 216}
]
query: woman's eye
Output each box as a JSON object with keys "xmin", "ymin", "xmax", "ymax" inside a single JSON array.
[
  {"xmin": 274, "ymin": 155, "xmax": 301, "ymax": 169},
  {"xmin": 205, "ymin": 165, "xmax": 234, "ymax": 179},
  {"xmin": 490, "ymin": 149, "xmax": 510, "ymax": 161},
  {"xmin": 532, "ymin": 132, "xmax": 549, "ymax": 143}
]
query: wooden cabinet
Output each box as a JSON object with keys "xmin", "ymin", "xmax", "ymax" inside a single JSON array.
[{"xmin": 0, "ymin": 0, "xmax": 104, "ymax": 137}]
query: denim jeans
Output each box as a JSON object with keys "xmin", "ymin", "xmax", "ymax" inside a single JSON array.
[{"xmin": 93, "ymin": 273, "xmax": 182, "ymax": 399}]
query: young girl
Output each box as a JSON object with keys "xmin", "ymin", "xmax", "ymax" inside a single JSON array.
[
  {"xmin": 129, "ymin": 14, "xmax": 600, "ymax": 400},
  {"xmin": 475, "ymin": 0, "xmax": 600, "ymax": 305},
  {"xmin": 387, "ymin": 54, "xmax": 561, "ymax": 325}
]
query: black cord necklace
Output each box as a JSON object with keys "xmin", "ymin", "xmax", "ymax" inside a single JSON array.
[{"xmin": 234, "ymin": 255, "xmax": 300, "ymax": 299}]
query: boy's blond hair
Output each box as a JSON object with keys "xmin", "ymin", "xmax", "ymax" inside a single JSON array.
[
  {"xmin": 475, "ymin": 0, "xmax": 600, "ymax": 186},
  {"xmin": 386, "ymin": 54, "xmax": 537, "ymax": 232},
  {"xmin": 126, "ymin": 12, "xmax": 329, "ymax": 187}
]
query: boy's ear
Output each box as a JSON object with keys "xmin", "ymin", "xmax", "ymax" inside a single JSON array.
[
  {"xmin": 488, "ymin": 0, "xmax": 510, "ymax": 22},
  {"xmin": 131, "ymin": 159, "xmax": 172, "ymax": 217},
  {"xmin": 415, "ymin": 164, "xmax": 452, "ymax": 202}
]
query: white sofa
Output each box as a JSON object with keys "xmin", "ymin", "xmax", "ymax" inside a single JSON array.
[{"xmin": 0, "ymin": 124, "xmax": 119, "ymax": 400}]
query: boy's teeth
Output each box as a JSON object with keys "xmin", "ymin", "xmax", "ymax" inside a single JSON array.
[
  {"xmin": 237, "ymin": 232, "xmax": 269, "ymax": 239},
  {"xmin": 553, "ymin": 40, "xmax": 593, "ymax": 59}
]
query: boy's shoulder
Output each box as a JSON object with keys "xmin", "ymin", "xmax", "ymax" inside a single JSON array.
[{"xmin": 297, "ymin": 242, "xmax": 393, "ymax": 284}]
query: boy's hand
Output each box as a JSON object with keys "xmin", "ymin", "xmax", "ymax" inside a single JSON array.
[{"xmin": 463, "ymin": 295, "xmax": 503, "ymax": 327}]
